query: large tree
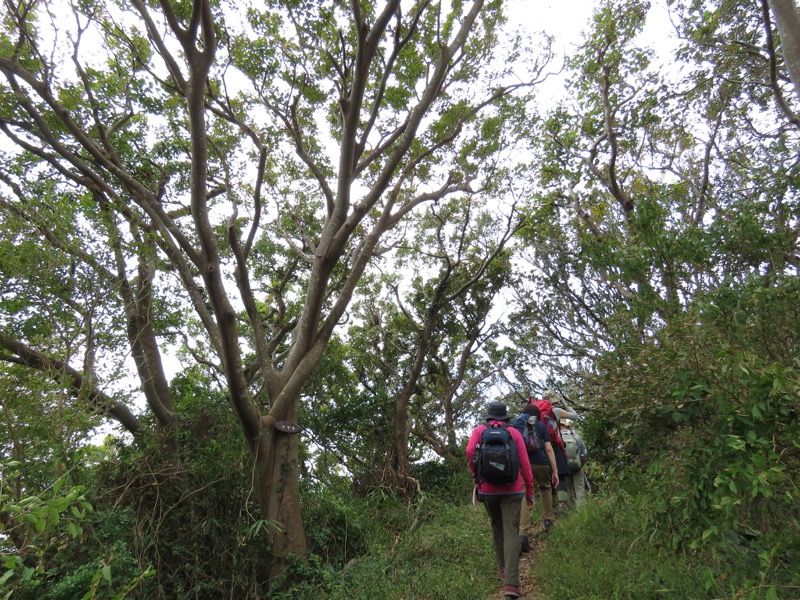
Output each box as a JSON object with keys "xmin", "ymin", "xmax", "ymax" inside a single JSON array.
[
  {"xmin": 503, "ymin": 0, "xmax": 799, "ymax": 393},
  {"xmin": 0, "ymin": 0, "xmax": 543, "ymax": 581},
  {"xmin": 768, "ymin": 0, "xmax": 800, "ymax": 99},
  {"xmin": 352, "ymin": 194, "xmax": 522, "ymax": 485}
]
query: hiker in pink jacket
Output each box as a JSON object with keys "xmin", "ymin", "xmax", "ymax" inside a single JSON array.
[{"xmin": 466, "ymin": 402, "xmax": 534, "ymax": 599}]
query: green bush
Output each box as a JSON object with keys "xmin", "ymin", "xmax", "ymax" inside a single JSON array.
[
  {"xmin": 302, "ymin": 484, "xmax": 371, "ymax": 567},
  {"xmin": 533, "ymin": 492, "xmax": 707, "ymax": 599},
  {"xmin": 412, "ymin": 460, "xmax": 475, "ymax": 504},
  {"xmin": 324, "ymin": 499, "xmax": 496, "ymax": 600},
  {"xmin": 579, "ymin": 276, "xmax": 800, "ymax": 598}
]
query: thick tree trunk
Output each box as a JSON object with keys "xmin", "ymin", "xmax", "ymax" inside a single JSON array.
[
  {"xmin": 256, "ymin": 402, "xmax": 307, "ymax": 585},
  {"xmin": 770, "ymin": 0, "xmax": 800, "ymax": 99},
  {"xmin": 393, "ymin": 399, "xmax": 413, "ymax": 491}
]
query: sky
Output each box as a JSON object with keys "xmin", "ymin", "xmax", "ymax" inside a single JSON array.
[
  {"xmin": 76, "ymin": 0, "xmax": 681, "ymax": 439},
  {"xmin": 508, "ymin": 0, "xmax": 600, "ymax": 49},
  {"xmin": 498, "ymin": 0, "xmax": 675, "ymax": 114}
]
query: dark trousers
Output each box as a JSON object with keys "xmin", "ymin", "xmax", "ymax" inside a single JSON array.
[{"xmin": 482, "ymin": 494, "xmax": 522, "ymax": 586}]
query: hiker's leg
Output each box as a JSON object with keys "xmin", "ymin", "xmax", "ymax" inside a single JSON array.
[
  {"xmin": 556, "ymin": 477, "xmax": 569, "ymax": 514},
  {"xmin": 532, "ymin": 464, "xmax": 554, "ymax": 521},
  {"xmin": 573, "ymin": 467, "xmax": 587, "ymax": 508},
  {"xmin": 519, "ymin": 491, "xmax": 530, "ymax": 533},
  {"xmin": 558, "ymin": 474, "xmax": 575, "ymax": 510},
  {"xmin": 499, "ymin": 494, "xmax": 523, "ymax": 586},
  {"xmin": 565, "ymin": 473, "xmax": 577, "ymax": 510},
  {"xmin": 482, "ymin": 495, "xmax": 504, "ymax": 568}
]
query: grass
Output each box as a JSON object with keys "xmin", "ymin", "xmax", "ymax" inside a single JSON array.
[
  {"xmin": 276, "ymin": 485, "xmax": 788, "ymax": 600},
  {"xmin": 326, "ymin": 499, "xmax": 498, "ymax": 600},
  {"xmin": 530, "ymin": 493, "xmax": 709, "ymax": 600},
  {"xmin": 271, "ymin": 496, "xmax": 499, "ymax": 600}
]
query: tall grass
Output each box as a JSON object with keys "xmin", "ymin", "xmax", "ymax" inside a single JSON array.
[
  {"xmin": 531, "ymin": 492, "xmax": 710, "ymax": 600},
  {"xmin": 271, "ymin": 497, "xmax": 499, "ymax": 599},
  {"xmin": 280, "ymin": 483, "xmax": 794, "ymax": 599}
]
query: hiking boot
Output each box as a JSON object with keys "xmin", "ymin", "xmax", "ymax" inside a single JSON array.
[
  {"xmin": 519, "ymin": 533, "xmax": 531, "ymax": 553},
  {"xmin": 543, "ymin": 518, "xmax": 553, "ymax": 531},
  {"xmin": 503, "ymin": 584, "xmax": 522, "ymax": 598},
  {"xmin": 498, "ymin": 567, "xmax": 505, "ymax": 581}
]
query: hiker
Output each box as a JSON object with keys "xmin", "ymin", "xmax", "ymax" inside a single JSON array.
[
  {"xmin": 466, "ymin": 401, "xmax": 535, "ymax": 599},
  {"xmin": 513, "ymin": 404, "xmax": 560, "ymax": 532},
  {"xmin": 530, "ymin": 394, "xmax": 571, "ymax": 515},
  {"xmin": 543, "ymin": 389, "xmax": 580, "ymax": 425},
  {"xmin": 541, "ymin": 390, "xmax": 580, "ymax": 513},
  {"xmin": 559, "ymin": 418, "xmax": 589, "ymax": 509}
]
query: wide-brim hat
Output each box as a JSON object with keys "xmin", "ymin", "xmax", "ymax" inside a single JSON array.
[
  {"xmin": 484, "ymin": 401, "xmax": 510, "ymax": 421},
  {"xmin": 542, "ymin": 389, "xmax": 562, "ymax": 405}
]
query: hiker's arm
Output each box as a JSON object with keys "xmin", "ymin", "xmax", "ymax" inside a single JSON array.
[
  {"xmin": 553, "ymin": 403, "xmax": 579, "ymax": 422},
  {"xmin": 544, "ymin": 442, "xmax": 560, "ymax": 487},
  {"xmin": 465, "ymin": 426, "xmax": 483, "ymax": 479},
  {"xmin": 513, "ymin": 428, "xmax": 536, "ymax": 501}
]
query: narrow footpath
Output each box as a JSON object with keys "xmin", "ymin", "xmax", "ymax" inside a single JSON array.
[{"xmin": 486, "ymin": 523, "xmax": 546, "ymax": 600}]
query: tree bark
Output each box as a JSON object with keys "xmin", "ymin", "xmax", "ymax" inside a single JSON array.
[
  {"xmin": 769, "ymin": 0, "xmax": 800, "ymax": 99},
  {"xmin": 258, "ymin": 409, "xmax": 307, "ymax": 583}
]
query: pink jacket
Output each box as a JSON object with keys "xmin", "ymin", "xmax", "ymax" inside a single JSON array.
[{"xmin": 466, "ymin": 420, "xmax": 534, "ymax": 499}]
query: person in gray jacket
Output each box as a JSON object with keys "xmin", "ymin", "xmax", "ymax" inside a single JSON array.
[
  {"xmin": 543, "ymin": 390, "xmax": 586, "ymax": 510},
  {"xmin": 559, "ymin": 418, "xmax": 588, "ymax": 509},
  {"xmin": 544, "ymin": 389, "xmax": 579, "ymax": 425}
]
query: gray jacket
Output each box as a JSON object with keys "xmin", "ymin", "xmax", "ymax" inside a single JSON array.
[{"xmin": 552, "ymin": 402, "xmax": 579, "ymax": 425}]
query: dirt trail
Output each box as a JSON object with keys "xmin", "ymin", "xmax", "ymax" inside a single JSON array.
[{"xmin": 486, "ymin": 523, "xmax": 546, "ymax": 600}]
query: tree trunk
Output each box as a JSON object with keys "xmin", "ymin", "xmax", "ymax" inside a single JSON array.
[
  {"xmin": 393, "ymin": 398, "xmax": 413, "ymax": 492},
  {"xmin": 770, "ymin": 0, "xmax": 800, "ymax": 99},
  {"xmin": 256, "ymin": 402, "xmax": 307, "ymax": 585}
]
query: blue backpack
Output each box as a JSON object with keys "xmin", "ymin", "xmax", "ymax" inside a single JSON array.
[
  {"xmin": 510, "ymin": 414, "xmax": 544, "ymax": 455},
  {"xmin": 474, "ymin": 424, "xmax": 519, "ymax": 485}
]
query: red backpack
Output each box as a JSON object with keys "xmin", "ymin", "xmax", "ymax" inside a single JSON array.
[{"xmin": 529, "ymin": 397, "xmax": 565, "ymax": 450}]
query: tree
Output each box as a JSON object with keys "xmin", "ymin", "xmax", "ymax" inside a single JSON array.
[
  {"xmin": 0, "ymin": 0, "xmax": 543, "ymax": 582},
  {"xmin": 768, "ymin": 0, "xmax": 800, "ymax": 99},
  {"xmin": 504, "ymin": 0, "xmax": 799, "ymax": 396},
  {"xmin": 501, "ymin": 2, "xmax": 799, "ymax": 588},
  {"xmin": 347, "ymin": 194, "xmax": 523, "ymax": 491}
]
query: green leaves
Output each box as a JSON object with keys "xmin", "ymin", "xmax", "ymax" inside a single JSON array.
[{"xmin": 0, "ymin": 459, "xmax": 95, "ymax": 595}]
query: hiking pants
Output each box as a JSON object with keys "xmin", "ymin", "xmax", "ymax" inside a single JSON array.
[
  {"xmin": 572, "ymin": 467, "xmax": 587, "ymax": 508},
  {"xmin": 556, "ymin": 471, "xmax": 586, "ymax": 510},
  {"xmin": 482, "ymin": 494, "xmax": 523, "ymax": 587},
  {"xmin": 520, "ymin": 465, "xmax": 554, "ymax": 528},
  {"xmin": 555, "ymin": 473, "xmax": 572, "ymax": 508},
  {"xmin": 527, "ymin": 464, "xmax": 554, "ymax": 522}
]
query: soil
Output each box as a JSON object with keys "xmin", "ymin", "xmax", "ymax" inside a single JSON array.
[{"xmin": 486, "ymin": 521, "xmax": 547, "ymax": 600}]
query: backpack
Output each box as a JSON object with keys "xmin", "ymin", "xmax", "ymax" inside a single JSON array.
[
  {"xmin": 530, "ymin": 399, "xmax": 565, "ymax": 450},
  {"xmin": 473, "ymin": 424, "xmax": 520, "ymax": 485},
  {"xmin": 509, "ymin": 414, "xmax": 543, "ymax": 455},
  {"xmin": 561, "ymin": 428, "xmax": 585, "ymax": 472}
]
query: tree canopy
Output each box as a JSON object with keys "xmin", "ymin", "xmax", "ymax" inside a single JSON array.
[{"xmin": 0, "ymin": 0, "xmax": 798, "ymax": 597}]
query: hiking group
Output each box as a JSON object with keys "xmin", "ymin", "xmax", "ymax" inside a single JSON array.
[{"xmin": 466, "ymin": 391, "xmax": 589, "ymax": 599}]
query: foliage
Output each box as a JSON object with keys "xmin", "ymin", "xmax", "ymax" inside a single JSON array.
[
  {"xmin": 505, "ymin": 1, "xmax": 800, "ymax": 597},
  {"xmin": 83, "ymin": 378, "xmax": 279, "ymax": 599},
  {"xmin": 300, "ymin": 480, "xmax": 372, "ymax": 568},
  {"xmin": 0, "ymin": 0, "xmax": 798, "ymax": 596},
  {"xmin": 322, "ymin": 500, "xmax": 496, "ymax": 600},
  {"xmin": 582, "ymin": 275, "xmax": 800, "ymax": 597},
  {"xmin": 0, "ymin": 0, "xmax": 544, "ymax": 577},
  {"xmin": 0, "ymin": 460, "xmax": 91, "ymax": 598},
  {"xmin": 533, "ymin": 492, "xmax": 709, "ymax": 600},
  {"xmin": 411, "ymin": 459, "xmax": 476, "ymax": 505}
]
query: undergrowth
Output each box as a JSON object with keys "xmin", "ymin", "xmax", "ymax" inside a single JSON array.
[
  {"xmin": 532, "ymin": 493, "xmax": 708, "ymax": 600},
  {"xmin": 272, "ymin": 497, "xmax": 498, "ymax": 600}
]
